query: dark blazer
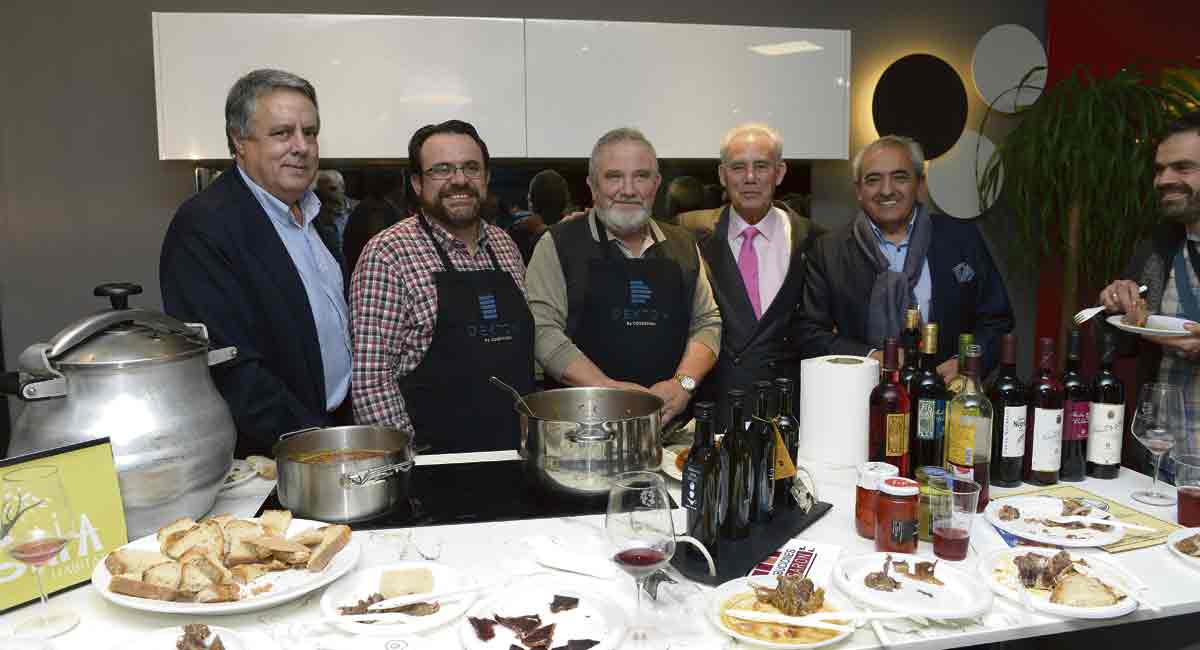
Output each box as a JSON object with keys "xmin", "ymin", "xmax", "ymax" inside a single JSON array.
[
  {"xmin": 796, "ymin": 212, "xmax": 1014, "ymax": 375},
  {"xmin": 160, "ymin": 169, "xmax": 334, "ymax": 457},
  {"xmin": 683, "ymin": 204, "xmax": 821, "ymax": 423}
]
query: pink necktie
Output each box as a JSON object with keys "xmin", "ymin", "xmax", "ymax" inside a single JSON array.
[{"xmin": 738, "ymin": 226, "xmax": 762, "ymax": 319}]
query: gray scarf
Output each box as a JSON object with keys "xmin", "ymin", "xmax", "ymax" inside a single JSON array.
[{"xmin": 852, "ymin": 203, "xmax": 932, "ymax": 348}]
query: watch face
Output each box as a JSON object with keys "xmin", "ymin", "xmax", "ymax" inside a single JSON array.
[{"xmin": 678, "ymin": 375, "xmax": 696, "ymax": 391}]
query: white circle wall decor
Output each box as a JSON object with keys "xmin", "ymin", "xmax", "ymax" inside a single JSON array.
[
  {"xmin": 927, "ymin": 129, "xmax": 1000, "ymax": 220},
  {"xmin": 972, "ymin": 24, "xmax": 1046, "ymax": 113}
]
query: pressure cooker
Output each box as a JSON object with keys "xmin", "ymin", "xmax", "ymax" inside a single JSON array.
[{"xmin": 4, "ymin": 283, "xmax": 238, "ymax": 539}]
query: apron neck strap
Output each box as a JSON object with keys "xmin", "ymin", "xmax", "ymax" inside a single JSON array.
[{"xmin": 418, "ymin": 213, "xmax": 498, "ymax": 272}]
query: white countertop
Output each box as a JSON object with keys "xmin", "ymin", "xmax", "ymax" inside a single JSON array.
[{"xmin": 2, "ymin": 453, "xmax": 1197, "ymax": 650}]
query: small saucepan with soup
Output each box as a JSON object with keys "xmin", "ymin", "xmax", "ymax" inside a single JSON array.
[{"xmin": 273, "ymin": 425, "xmax": 416, "ymax": 523}]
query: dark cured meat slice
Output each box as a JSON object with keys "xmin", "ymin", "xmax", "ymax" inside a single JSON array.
[
  {"xmin": 495, "ymin": 613, "xmax": 542, "ymax": 635},
  {"xmin": 511, "ymin": 646, "xmax": 525, "ymax": 650},
  {"xmin": 565, "ymin": 641, "xmax": 601, "ymax": 650},
  {"xmin": 550, "ymin": 594, "xmax": 580, "ymax": 613},
  {"xmin": 469, "ymin": 617, "xmax": 497, "ymax": 641},
  {"xmin": 521, "ymin": 623, "xmax": 556, "ymax": 649}
]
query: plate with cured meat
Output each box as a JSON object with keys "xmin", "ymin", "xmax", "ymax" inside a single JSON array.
[
  {"xmin": 984, "ymin": 496, "xmax": 1125, "ymax": 547},
  {"xmin": 1166, "ymin": 528, "xmax": 1200, "ymax": 567},
  {"xmin": 458, "ymin": 575, "xmax": 627, "ymax": 650},
  {"xmin": 709, "ymin": 574, "xmax": 853, "ymax": 648},
  {"xmin": 833, "ymin": 553, "xmax": 992, "ymax": 620},
  {"xmin": 1106, "ymin": 314, "xmax": 1192, "ymax": 337},
  {"xmin": 320, "ymin": 560, "xmax": 476, "ymax": 636},
  {"xmin": 980, "ymin": 548, "xmax": 1139, "ymax": 618}
]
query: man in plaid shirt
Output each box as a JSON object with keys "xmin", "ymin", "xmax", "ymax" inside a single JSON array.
[{"xmin": 349, "ymin": 120, "xmax": 534, "ymax": 453}]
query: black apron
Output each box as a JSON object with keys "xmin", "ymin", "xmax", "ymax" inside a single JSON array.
[
  {"xmin": 572, "ymin": 225, "xmax": 690, "ymax": 388},
  {"xmin": 400, "ymin": 216, "xmax": 535, "ymax": 453}
]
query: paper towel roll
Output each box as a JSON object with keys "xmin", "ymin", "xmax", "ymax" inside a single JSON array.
[{"xmin": 799, "ymin": 355, "xmax": 880, "ymax": 473}]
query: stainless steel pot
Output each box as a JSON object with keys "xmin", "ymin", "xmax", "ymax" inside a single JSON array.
[
  {"xmin": 5, "ymin": 283, "xmax": 237, "ymax": 539},
  {"xmin": 518, "ymin": 387, "xmax": 663, "ymax": 497},
  {"xmin": 273, "ymin": 425, "xmax": 415, "ymax": 523}
]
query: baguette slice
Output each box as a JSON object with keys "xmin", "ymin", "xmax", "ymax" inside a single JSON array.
[
  {"xmin": 156, "ymin": 517, "xmax": 196, "ymax": 545},
  {"xmin": 195, "ymin": 582, "xmax": 241, "ymax": 603},
  {"xmin": 248, "ymin": 535, "xmax": 311, "ymax": 565},
  {"xmin": 104, "ymin": 548, "xmax": 171, "ymax": 576},
  {"xmin": 230, "ymin": 560, "xmax": 288, "ymax": 584},
  {"xmin": 165, "ymin": 520, "xmax": 225, "ymax": 561},
  {"xmin": 225, "ymin": 520, "xmax": 268, "ymax": 566},
  {"xmin": 108, "ymin": 574, "xmax": 178, "ymax": 602},
  {"xmin": 259, "ymin": 510, "xmax": 293, "ymax": 537},
  {"xmin": 202, "ymin": 513, "xmax": 236, "ymax": 529},
  {"xmin": 179, "ymin": 547, "xmax": 232, "ymax": 588},
  {"xmin": 307, "ymin": 525, "xmax": 351, "ymax": 572},
  {"xmin": 287, "ymin": 526, "xmax": 329, "ymax": 548},
  {"xmin": 142, "ymin": 560, "xmax": 182, "ymax": 591}
]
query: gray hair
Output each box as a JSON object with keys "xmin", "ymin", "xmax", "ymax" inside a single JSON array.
[
  {"xmin": 225, "ymin": 69, "xmax": 319, "ymax": 157},
  {"xmin": 588, "ymin": 127, "xmax": 659, "ymax": 181},
  {"xmin": 720, "ymin": 123, "xmax": 784, "ymax": 161},
  {"xmin": 852, "ymin": 135, "xmax": 925, "ymax": 183}
]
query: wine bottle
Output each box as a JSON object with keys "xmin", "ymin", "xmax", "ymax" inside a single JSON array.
[
  {"xmin": 1087, "ymin": 328, "xmax": 1125, "ymax": 479},
  {"xmin": 909, "ymin": 323, "xmax": 948, "ymax": 473},
  {"xmin": 870, "ymin": 338, "xmax": 912, "ymax": 477},
  {"xmin": 773, "ymin": 377, "xmax": 800, "ymax": 509},
  {"xmin": 988, "ymin": 333, "xmax": 1026, "ymax": 487},
  {"xmin": 899, "ymin": 307, "xmax": 922, "ymax": 386},
  {"xmin": 1025, "ymin": 337, "xmax": 1064, "ymax": 485},
  {"xmin": 749, "ymin": 380, "xmax": 777, "ymax": 523},
  {"xmin": 946, "ymin": 345, "xmax": 993, "ymax": 510},
  {"xmin": 1060, "ymin": 328, "xmax": 1089, "ymax": 481},
  {"xmin": 722, "ymin": 389, "xmax": 753, "ymax": 539},
  {"xmin": 946, "ymin": 332, "xmax": 975, "ymax": 396},
  {"xmin": 682, "ymin": 401, "xmax": 721, "ymax": 563}
]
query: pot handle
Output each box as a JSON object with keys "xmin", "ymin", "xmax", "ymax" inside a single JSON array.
[
  {"xmin": 565, "ymin": 420, "xmax": 619, "ymax": 443},
  {"xmin": 207, "ymin": 346, "xmax": 238, "ymax": 366},
  {"xmin": 340, "ymin": 460, "xmax": 415, "ymax": 488},
  {"xmin": 278, "ymin": 426, "xmax": 324, "ymax": 443},
  {"xmin": 46, "ymin": 309, "xmax": 204, "ymax": 359},
  {"xmin": 13, "ymin": 343, "xmax": 67, "ymax": 400}
]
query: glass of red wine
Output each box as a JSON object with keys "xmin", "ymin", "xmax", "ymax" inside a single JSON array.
[
  {"xmin": 606, "ymin": 470, "xmax": 676, "ymax": 648},
  {"xmin": 2, "ymin": 465, "xmax": 80, "ymax": 639},
  {"xmin": 1130, "ymin": 383, "xmax": 1184, "ymax": 507},
  {"xmin": 929, "ymin": 477, "xmax": 980, "ymax": 561}
]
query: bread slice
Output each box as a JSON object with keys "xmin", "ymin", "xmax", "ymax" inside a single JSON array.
[
  {"xmin": 248, "ymin": 535, "xmax": 311, "ymax": 565},
  {"xmin": 104, "ymin": 548, "xmax": 171, "ymax": 576},
  {"xmin": 259, "ymin": 510, "xmax": 293, "ymax": 537},
  {"xmin": 287, "ymin": 526, "xmax": 329, "ymax": 548},
  {"xmin": 156, "ymin": 517, "xmax": 196, "ymax": 545},
  {"xmin": 1050, "ymin": 572, "xmax": 1121, "ymax": 607},
  {"xmin": 164, "ymin": 520, "xmax": 225, "ymax": 561},
  {"xmin": 108, "ymin": 574, "xmax": 178, "ymax": 601},
  {"xmin": 230, "ymin": 560, "xmax": 288, "ymax": 584},
  {"xmin": 142, "ymin": 560, "xmax": 182, "ymax": 591},
  {"xmin": 180, "ymin": 547, "xmax": 233, "ymax": 586},
  {"xmin": 307, "ymin": 525, "xmax": 351, "ymax": 572},
  {"xmin": 195, "ymin": 582, "xmax": 241, "ymax": 603},
  {"xmin": 225, "ymin": 520, "xmax": 269, "ymax": 566},
  {"xmin": 202, "ymin": 513, "xmax": 236, "ymax": 529}
]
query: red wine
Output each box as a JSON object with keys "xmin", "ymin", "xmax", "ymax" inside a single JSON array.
[
  {"xmin": 9, "ymin": 537, "xmax": 68, "ymax": 565},
  {"xmin": 1026, "ymin": 337, "xmax": 1063, "ymax": 485},
  {"xmin": 1179, "ymin": 486, "xmax": 1200, "ymax": 527},
  {"xmin": 613, "ymin": 548, "xmax": 669, "ymax": 578},
  {"xmin": 773, "ymin": 378, "xmax": 800, "ymax": 509},
  {"xmin": 750, "ymin": 381, "xmax": 776, "ymax": 523},
  {"xmin": 683, "ymin": 402, "xmax": 721, "ymax": 564},
  {"xmin": 1060, "ymin": 329, "xmax": 1089, "ymax": 482},
  {"xmin": 899, "ymin": 308, "xmax": 922, "ymax": 387},
  {"xmin": 909, "ymin": 323, "xmax": 948, "ymax": 473},
  {"xmin": 932, "ymin": 527, "xmax": 970, "ymax": 561},
  {"xmin": 1087, "ymin": 329, "xmax": 1125, "ymax": 479},
  {"xmin": 870, "ymin": 338, "xmax": 912, "ymax": 476},
  {"xmin": 722, "ymin": 389, "xmax": 753, "ymax": 539},
  {"xmin": 988, "ymin": 334, "xmax": 1026, "ymax": 487},
  {"xmin": 973, "ymin": 461, "xmax": 991, "ymax": 512}
]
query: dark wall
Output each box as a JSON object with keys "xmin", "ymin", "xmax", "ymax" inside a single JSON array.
[{"xmin": 0, "ymin": 1, "xmax": 1044, "ymax": 427}]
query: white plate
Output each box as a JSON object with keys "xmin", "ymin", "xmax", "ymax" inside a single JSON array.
[
  {"xmin": 1107, "ymin": 314, "xmax": 1193, "ymax": 337},
  {"xmin": 984, "ymin": 496, "xmax": 1125, "ymax": 548},
  {"xmin": 709, "ymin": 575, "xmax": 853, "ymax": 649},
  {"xmin": 1165, "ymin": 528, "xmax": 1200, "ymax": 567},
  {"xmin": 834, "ymin": 552, "xmax": 992, "ymax": 620},
  {"xmin": 320, "ymin": 560, "xmax": 476, "ymax": 636},
  {"xmin": 108, "ymin": 626, "xmax": 249, "ymax": 650},
  {"xmin": 220, "ymin": 459, "xmax": 257, "ymax": 491},
  {"xmin": 661, "ymin": 444, "xmax": 688, "ymax": 481},
  {"xmin": 979, "ymin": 548, "xmax": 1139, "ymax": 619},
  {"xmin": 92, "ymin": 518, "xmax": 360, "ymax": 615},
  {"xmin": 458, "ymin": 575, "xmax": 626, "ymax": 650}
]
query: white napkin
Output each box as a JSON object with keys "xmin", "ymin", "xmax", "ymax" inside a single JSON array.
[{"xmin": 525, "ymin": 536, "xmax": 617, "ymax": 579}]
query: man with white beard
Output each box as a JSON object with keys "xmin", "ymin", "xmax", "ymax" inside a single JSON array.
[{"xmin": 526, "ymin": 128, "xmax": 721, "ymax": 424}]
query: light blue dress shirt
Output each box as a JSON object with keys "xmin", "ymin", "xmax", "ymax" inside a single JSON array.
[
  {"xmin": 237, "ymin": 167, "xmax": 352, "ymax": 411},
  {"xmin": 867, "ymin": 210, "xmax": 932, "ymax": 323}
]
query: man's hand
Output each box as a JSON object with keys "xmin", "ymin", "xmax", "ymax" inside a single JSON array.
[
  {"xmin": 604, "ymin": 379, "xmax": 651, "ymax": 393},
  {"xmin": 1099, "ymin": 279, "xmax": 1142, "ymax": 314},
  {"xmin": 1144, "ymin": 322, "xmax": 1200, "ymax": 359},
  {"xmin": 936, "ymin": 357, "xmax": 958, "ymax": 383},
  {"xmin": 649, "ymin": 379, "xmax": 690, "ymax": 423}
]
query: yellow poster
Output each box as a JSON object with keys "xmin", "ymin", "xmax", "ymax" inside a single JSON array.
[{"xmin": 0, "ymin": 438, "xmax": 127, "ymax": 611}]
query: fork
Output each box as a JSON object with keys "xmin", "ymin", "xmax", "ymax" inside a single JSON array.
[{"xmin": 1073, "ymin": 285, "xmax": 1147, "ymax": 326}]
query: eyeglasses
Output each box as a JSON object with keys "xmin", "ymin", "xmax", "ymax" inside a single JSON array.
[{"xmin": 423, "ymin": 161, "xmax": 485, "ymax": 180}]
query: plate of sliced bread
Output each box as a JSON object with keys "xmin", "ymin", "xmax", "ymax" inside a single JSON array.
[{"xmin": 91, "ymin": 509, "xmax": 359, "ymax": 614}]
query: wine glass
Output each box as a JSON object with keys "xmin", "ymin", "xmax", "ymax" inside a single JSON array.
[
  {"xmin": 606, "ymin": 470, "xmax": 676, "ymax": 648},
  {"xmin": 1130, "ymin": 382, "xmax": 1184, "ymax": 506},
  {"xmin": 1, "ymin": 465, "xmax": 80, "ymax": 639}
]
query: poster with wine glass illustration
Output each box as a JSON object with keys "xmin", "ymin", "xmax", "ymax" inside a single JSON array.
[{"xmin": 0, "ymin": 438, "xmax": 126, "ymax": 620}]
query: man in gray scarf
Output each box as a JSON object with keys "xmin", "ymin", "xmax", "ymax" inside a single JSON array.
[{"xmin": 797, "ymin": 135, "xmax": 1014, "ymax": 379}]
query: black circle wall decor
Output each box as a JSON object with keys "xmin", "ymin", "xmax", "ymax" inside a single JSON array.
[{"xmin": 871, "ymin": 54, "xmax": 968, "ymax": 159}]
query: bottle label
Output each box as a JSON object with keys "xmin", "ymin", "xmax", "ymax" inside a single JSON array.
[
  {"xmin": 946, "ymin": 414, "xmax": 975, "ymax": 467},
  {"xmin": 1087, "ymin": 403, "xmax": 1125, "ymax": 465},
  {"xmin": 682, "ymin": 462, "xmax": 705, "ymax": 511},
  {"xmin": 1001, "ymin": 406, "xmax": 1026, "ymax": 458},
  {"xmin": 773, "ymin": 427, "xmax": 798, "ymax": 480},
  {"xmin": 1064, "ymin": 400, "xmax": 1090, "ymax": 441},
  {"xmin": 890, "ymin": 518, "xmax": 918, "ymax": 545},
  {"xmin": 950, "ymin": 464, "xmax": 975, "ymax": 480},
  {"xmin": 886, "ymin": 413, "xmax": 910, "ymax": 457},
  {"xmin": 1031, "ymin": 407, "xmax": 1063, "ymax": 472},
  {"xmin": 917, "ymin": 398, "xmax": 946, "ymax": 441}
]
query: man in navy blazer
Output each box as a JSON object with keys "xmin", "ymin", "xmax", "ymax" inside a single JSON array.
[
  {"xmin": 160, "ymin": 69, "xmax": 352, "ymax": 457},
  {"xmin": 797, "ymin": 135, "xmax": 1013, "ymax": 378}
]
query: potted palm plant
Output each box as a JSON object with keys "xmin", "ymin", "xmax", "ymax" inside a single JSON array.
[{"xmin": 979, "ymin": 65, "xmax": 1200, "ymax": 364}]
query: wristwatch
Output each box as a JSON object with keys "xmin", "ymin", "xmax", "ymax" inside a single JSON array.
[{"xmin": 675, "ymin": 374, "xmax": 697, "ymax": 393}]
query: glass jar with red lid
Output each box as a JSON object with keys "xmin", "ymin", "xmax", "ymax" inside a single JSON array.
[
  {"xmin": 875, "ymin": 476, "xmax": 920, "ymax": 553},
  {"xmin": 855, "ymin": 462, "xmax": 899, "ymax": 539}
]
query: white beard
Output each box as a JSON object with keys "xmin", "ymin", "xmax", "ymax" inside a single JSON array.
[{"xmin": 596, "ymin": 204, "xmax": 650, "ymax": 237}]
